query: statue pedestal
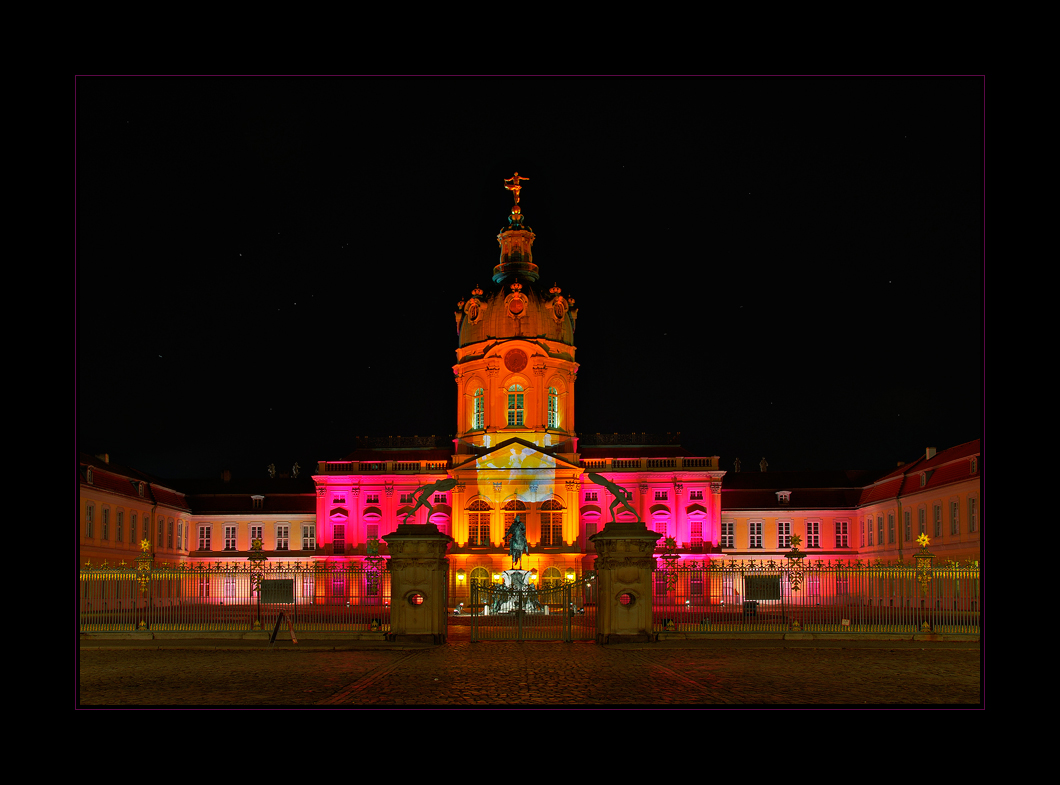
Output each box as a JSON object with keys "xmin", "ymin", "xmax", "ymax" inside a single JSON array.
[
  {"xmin": 382, "ymin": 523, "xmax": 453, "ymax": 644},
  {"xmin": 490, "ymin": 569, "xmax": 542, "ymax": 613},
  {"xmin": 590, "ymin": 521, "xmax": 661, "ymax": 644}
]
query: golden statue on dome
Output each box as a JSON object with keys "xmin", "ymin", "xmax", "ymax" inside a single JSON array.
[{"xmin": 504, "ymin": 172, "xmax": 529, "ymax": 209}]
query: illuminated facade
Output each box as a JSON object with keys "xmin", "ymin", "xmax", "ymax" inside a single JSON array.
[{"xmin": 79, "ymin": 177, "xmax": 981, "ymax": 594}]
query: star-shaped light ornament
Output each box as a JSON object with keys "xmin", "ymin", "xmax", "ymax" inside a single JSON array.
[{"xmin": 917, "ymin": 533, "xmax": 931, "ymax": 548}]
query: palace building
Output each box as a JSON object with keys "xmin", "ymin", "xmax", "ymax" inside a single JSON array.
[{"xmin": 78, "ymin": 175, "xmax": 981, "ymax": 603}]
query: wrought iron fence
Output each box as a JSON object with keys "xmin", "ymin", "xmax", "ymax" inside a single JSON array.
[
  {"xmin": 80, "ymin": 562, "xmax": 391, "ymax": 634},
  {"xmin": 652, "ymin": 560, "xmax": 980, "ymax": 635},
  {"xmin": 469, "ymin": 573, "xmax": 597, "ymax": 641}
]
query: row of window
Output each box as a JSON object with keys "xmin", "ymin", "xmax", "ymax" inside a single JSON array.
[
  {"xmin": 196, "ymin": 524, "xmax": 316, "ymax": 552},
  {"xmin": 84, "ymin": 507, "xmax": 188, "ymax": 550},
  {"xmin": 719, "ymin": 520, "xmax": 848, "ymax": 550},
  {"xmin": 862, "ymin": 498, "xmax": 979, "ymax": 547},
  {"xmin": 469, "ymin": 385, "xmax": 561, "ymax": 430}
]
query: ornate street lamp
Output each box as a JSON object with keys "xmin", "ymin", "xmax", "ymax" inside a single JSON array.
[{"xmin": 785, "ymin": 534, "xmax": 806, "ymax": 592}]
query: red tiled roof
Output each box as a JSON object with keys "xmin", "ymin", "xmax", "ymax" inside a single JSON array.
[{"xmin": 186, "ymin": 494, "xmax": 316, "ymax": 515}]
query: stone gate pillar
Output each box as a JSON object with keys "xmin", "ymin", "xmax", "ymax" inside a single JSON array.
[
  {"xmin": 590, "ymin": 521, "xmax": 661, "ymax": 644},
  {"xmin": 383, "ymin": 523, "xmax": 454, "ymax": 644}
]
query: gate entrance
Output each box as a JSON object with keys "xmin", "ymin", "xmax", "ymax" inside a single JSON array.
[{"xmin": 470, "ymin": 572, "xmax": 596, "ymax": 641}]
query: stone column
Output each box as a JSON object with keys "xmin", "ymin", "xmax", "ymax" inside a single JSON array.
[
  {"xmin": 383, "ymin": 523, "xmax": 454, "ymax": 644},
  {"xmin": 590, "ymin": 520, "xmax": 661, "ymax": 644}
]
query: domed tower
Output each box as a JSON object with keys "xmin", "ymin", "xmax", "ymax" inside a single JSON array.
[{"xmin": 453, "ymin": 173, "xmax": 579, "ymax": 458}]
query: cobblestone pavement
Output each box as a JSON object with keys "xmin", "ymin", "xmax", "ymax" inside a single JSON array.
[{"xmin": 78, "ymin": 634, "xmax": 981, "ymax": 707}]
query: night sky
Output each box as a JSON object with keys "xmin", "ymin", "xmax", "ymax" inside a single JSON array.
[{"xmin": 76, "ymin": 77, "xmax": 984, "ymax": 481}]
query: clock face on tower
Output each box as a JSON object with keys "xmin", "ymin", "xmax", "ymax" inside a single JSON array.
[{"xmin": 504, "ymin": 348, "xmax": 528, "ymax": 373}]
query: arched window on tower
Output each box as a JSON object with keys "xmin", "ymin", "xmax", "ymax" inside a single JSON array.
[
  {"xmin": 468, "ymin": 500, "xmax": 491, "ymax": 547},
  {"xmin": 472, "ymin": 388, "xmax": 484, "ymax": 430},
  {"xmin": 548, "ymin": 387, "xmax": 558, "ymax": 428},
  {"xmin": 540, "ymin": 498, "xmax": 564, "ymax": 546},
  {"xmin": 507, "ymin": 384, "xmax": 524, "ymax": 426}
]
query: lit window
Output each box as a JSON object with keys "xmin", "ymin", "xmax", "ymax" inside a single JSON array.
[
  {"xmin": 167, "ymin": 519, "xmax": 173, "ymax": 549},
  {"xmin": 433, "ymin": 493, "xmax": 447, "ymax": 504},
  {"xmin": 950, "ymin": 502, "xmax": 960, "ymax": 535},
  {"xmin": 102, "ymin": 508, "xmax": 110, "ymax": 540},
  {"xmin": 835, "ymin": 520, "xmax": 849, "ymax": 548},
  {"xmin": 585, "ymin": 491, "xmax": 598, "ymax": 502},
  {"xmin": 198, "ymin": 526, "xmax": 212, "ymax": 551},
  {"xmin": 749, "ymin": 521, "xmax": 762, "ymax": 548},
  {"xmin": 130, "ymin": 513, "xmax": 137, "ymax": 544},
  {"xmin": 918, "ymin": 508, "xmax": 926, "ymax": 535},
  {"xmin": 690, "ymin": 519, "xmax": 703, "ymax": 548},
  {"xmin": 277, "ymin": 525, "xmax": 289, "ymax": 551},
  {"xmin": 690, "ymin": 490, "xmax": 703, "ymax": 501},
  {"xmin": 116, "ymin": 511, "xmax": 124, "ymax": 543},
  {"xmin": 400, "ymin": 493, "xmax": 414, "ymax": 504},
  {"xmin": 540, "ymin": 499, "xmax": 564, "ymax": 546},
  {"xmin": 199, "ymin": 576, "xmax": 210, "ymax": 598},
  {"xmin": 224, "ymin": 525, "xmax": 236, "ymax": 550},
  {"xmin": 903, "ymin": 511, "xmax": 911, "ymax": 542},
  {"xmin": 303, "ymin": 524, "xmax": 316, "ymax": 550},
  {"xmin": 778, "ymin": 521, "xmax": 791, "ymax": 549},
  {"xmin": 473, "ymin": 388, "xmax": 484, "ymax": 430},
  {"xmin": 507, "ymin": 384, "xmax": 524, "ymax": 426},
  {"xmin": 887, "ymin": 514, "xmax": 895, "ymax": 544},
  {"xmin": 807, "ymin": 521, "xmax": 820, "ymax": 548},
  {"xmin": 86, "ymin": 506, "xmax": 94, "ymax": 539},
  {"xmin": 933, "ymin": 505, "xmax": 942, "ymax": 538},
  {"xmin": 969, "ymin": 498, "xmax": 977, "ymax": 533},
  {"xmin": 365, "ymin": 494, "xmax": 379, "ymax": 504},
  {"xmin": 876, "ymin": 516, "xmax": 883, "ymax": 547},
  {"xmin": 547, "ymin": 387, "xmax": 558, "ymax": 428},
  {"xmin": 158, "ymin": 517, "xmax": 164, "ymax": 545},
  {"xmin": 654, "ymin": 490, "xmax": 668, "ymax": 501},
  {"xmin": 867, "ymin": 519, "xmax": 874, "ymax": 546},
  {"xmin": 176, "ymin": 521, "xmax": 183, "ymax": 551},
  {"xmin": 721, "ymin": 521, "xmax": 734, "ymax": 549},
  {"xmin": 333, "ymin": 524, "xmax": 345, "ymax": 554},
  {"xmin": 468, "ymin": 500, "xmax": 491, "ymax": 546}
]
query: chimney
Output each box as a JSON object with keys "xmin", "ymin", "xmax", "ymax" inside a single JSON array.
[
  {"xmin": 221, "ymin": 469, "xmax": 232, "ymax": 483},
  {"xmin": 925, "ymin": 447, "xmax": 936, "ymax": 460},
  {"xmin": 96, "ymin": 453, "xmax": 110, "ymax": 464}
]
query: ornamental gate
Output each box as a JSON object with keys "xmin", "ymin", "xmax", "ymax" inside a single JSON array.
[{"xmin": 469, "ymin": 572, "xmax": 596, "ymax": 641}]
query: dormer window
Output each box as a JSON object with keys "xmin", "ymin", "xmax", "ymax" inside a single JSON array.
[
  {"xmin": 86, "ymin": 467, "xmax": 93, "ymax": 485},
  {"xmin": 776, "ymin": 491, "xmax": 791, "ymax": 504},
  {"xmin": 970, "ymin": 457, "xmax": 978, "ymax": 474},
  {"xmin": 138, "ymin": 482, "xmax": 145, "ymax": 497},
  {"xmin": 252, "ymin": 495, "xmax": 264, "ymax": 510}
]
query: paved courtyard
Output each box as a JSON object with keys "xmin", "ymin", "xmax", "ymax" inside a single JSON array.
[{"xmin": 78, "ymin": 634, "xmax": 981, "ymax": 707}]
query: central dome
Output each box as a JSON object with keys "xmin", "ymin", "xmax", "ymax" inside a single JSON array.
[{"xmin": 458, "ymin": 278, "xmax": 574, "ymax": 347}]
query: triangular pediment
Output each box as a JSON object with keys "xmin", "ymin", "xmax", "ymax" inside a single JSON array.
[{"xmin": 457, "ymin": 437, "xmax": 579, "ymax": 472}]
